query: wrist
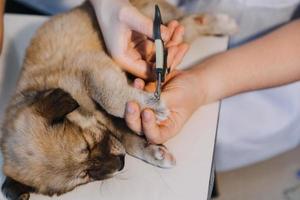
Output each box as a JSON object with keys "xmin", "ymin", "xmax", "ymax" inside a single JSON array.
[
  {"xmin": 187, "ymin": 56, "xmax": 224, "ymax": 105},
  {"xmin": 179, "ymin": 69, "xmax": 208, "ymax": 108}
]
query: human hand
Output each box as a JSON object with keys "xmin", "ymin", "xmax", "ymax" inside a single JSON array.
[
  {"xmin": 90, "ymin": 0, "xmax": 188, "ymax": 79},
  {"xmin": 125, "ymin": 70, "xmax": 205, "ymax": 144}
]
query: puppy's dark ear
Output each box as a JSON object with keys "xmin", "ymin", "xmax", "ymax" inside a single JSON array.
[
  {"xmin": 2, "ymin": 177, "xmax": 35, "ymax": 200},
  {"xmin": 35, "ymin": 88, "xmax": 79, "ymax": 124}
]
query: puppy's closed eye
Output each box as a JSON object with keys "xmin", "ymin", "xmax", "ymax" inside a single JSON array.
[{"xmin": 80, "ymin": 148, "xmax": 90, "ymax": 154}]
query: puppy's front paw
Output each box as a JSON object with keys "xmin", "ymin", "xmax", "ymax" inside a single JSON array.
[
  {"xmin": 181, "ymin": 13, "xmax": 238, "ymax": 43},
  {"xmin": 136, "ymin": 91, "xmax": 170, "ymax": 122},
  {"xmin": 144, "ymin": 144, "xmax": 176, "ymax": 169},
  {"xmin": 146, "ymin": 95, "xmax": 170, "ymax": 122},
  {"xmin": 128, "ymin": 89, "xmax": 169, "ymax": 122}
]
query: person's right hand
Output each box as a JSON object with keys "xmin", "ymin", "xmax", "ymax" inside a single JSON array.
[
  {"xmin": 125, "ymin": 70, "xmax": 205, "ymax": 144},
  {"xmin": 90, "ymin": 0, "xmax": 188, "ymax": 79}
]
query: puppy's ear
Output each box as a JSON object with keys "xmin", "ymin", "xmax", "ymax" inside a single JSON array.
[
  {"xmin": 2, "ymin": 177, "xmax": 35, "ymax": 200},
  {"xmin": 35, "ymin": 88, "xmax": 79, "ymax": 124}
]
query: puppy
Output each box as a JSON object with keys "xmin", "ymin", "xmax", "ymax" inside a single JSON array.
[{"xmin": 0, "ymin": 0, "xmax": 237, "ymax": 199}]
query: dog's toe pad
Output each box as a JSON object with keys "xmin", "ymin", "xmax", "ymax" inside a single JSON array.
[{"xmin": 146, "ymin": 144, "xmax": 176, "ymax": 168}]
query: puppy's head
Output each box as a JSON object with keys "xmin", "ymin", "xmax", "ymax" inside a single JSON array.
[{"xmin": 1, "ymin": 88, "xmax": 125, "ymax": 199}]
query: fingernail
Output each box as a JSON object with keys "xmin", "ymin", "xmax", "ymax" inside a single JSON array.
[
  {"xmin": 143, "ymin": 110, "xmax": 153, "ymax": 122},
  {"xmin": 126, "ymin": 103, "xmax": 135, "ymax": 114}
]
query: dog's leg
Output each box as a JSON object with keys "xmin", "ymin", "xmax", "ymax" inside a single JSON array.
[
  {"xmin": 67, "ymin": 110, "xmax": 175, "ymax": 168},
  {"xmin": 180, "ymin": 13, "xmax": 238, "ymax": 43},
  {"xmin": 121, "ymin": 132, "xmax": 176, "ymax": 168},
  {"xmin": 67, "ymin": 52, "xmax": 169, "ymax": 121}
]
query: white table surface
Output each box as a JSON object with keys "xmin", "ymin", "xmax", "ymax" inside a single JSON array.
[{"xmin": 0, "ymin": 14, "xmax": 228, "ymax": 200}]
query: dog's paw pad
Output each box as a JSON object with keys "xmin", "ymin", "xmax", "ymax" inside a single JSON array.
[
  {"xmin": 148, "ymin": 144, "xmax": 176, "ymax": 168},
  {"xmin": 144, "ymin": 94, "xmax": 170, "ymax": 122}
]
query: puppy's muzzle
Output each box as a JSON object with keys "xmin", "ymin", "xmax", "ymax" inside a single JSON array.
[{"xmin": 88, "ymin": 154, "xmax": 125, "ymax": 180}]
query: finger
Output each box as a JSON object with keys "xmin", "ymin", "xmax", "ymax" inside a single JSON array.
[
  {"xmin": 141, "ymin": 109, "xmax": 163, "ymax": 143},
  {"xmin": 164, "ymin": 20, "xmax": 179, "ymax": 43},
  {"xmin": 133, "ymin": 78, "xmax": 145, "ymax": 89},
  {"xmin": 163, "ymin": 70, "xmax": 180, "ymax": 86},
  {"xmin": 167, "ymin": 20, "xmax": 179, "ymax": 32},
  {"xmin": 160, "ymin": 25, "xmax": 172, "ymax": 42},
  {"xmin": 166, "ymin": 21, "xmax": 179, "ymax": 36},
  {"xmin": 166, "ymin": 44, "xmax": 189, "ymax": 72},
  {"xmin": 155, "ymin": 116, "xmax": 179, "ymax": 143},
  {"xmin": 170, "ymin": 43, "xmax": 189, "ymax": 69},
  {"xmin": 166, "ymin": 24, "xmax": 185, "ymax": 48},
  {"xmin": 135, "ymin": 40, "xmax": 155, "ymax": 61},
  {"xmin": 125, "ymin": 102, "xmax": 142, "ymax": 134},
  {"xmin": 141, "ymin": 109, "xmax": 177, "ymax": 144},
  {"xmin": 116, "ymin": 54, "xmax": 154, "ymax": 80},
  {"xmin": 166, "ymin": 45, "xmax": 178, "ymax": 69}
]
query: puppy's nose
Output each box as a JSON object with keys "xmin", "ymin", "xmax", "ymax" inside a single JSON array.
[{"xmin": 118, "ymin": 155, "xmax": 125, "ymax": 171}]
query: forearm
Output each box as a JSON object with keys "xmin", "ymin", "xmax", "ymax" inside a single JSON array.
[{"xmin": 190, "ymin": 20, "xmax": 300, "ymax": 104}]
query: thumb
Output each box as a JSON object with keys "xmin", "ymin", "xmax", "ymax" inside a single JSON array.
[{"xmin": 119, "ymin": 6, "xmax": 171, "ymax": 41}]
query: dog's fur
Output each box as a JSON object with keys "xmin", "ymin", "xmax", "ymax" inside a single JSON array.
[{"xmin": 0, "ymin": 1, "xmax": 237, "ymax": 199}]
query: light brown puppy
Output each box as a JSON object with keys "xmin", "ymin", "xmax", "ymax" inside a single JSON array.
[{"xmin": 0, "ymin": 1, "xmax": 237, "ymax": 200}]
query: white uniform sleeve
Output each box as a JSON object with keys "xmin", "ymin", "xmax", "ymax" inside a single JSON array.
[{"xmin": 242, "ymin": 0, "xmax": 300, "ymax": 8}]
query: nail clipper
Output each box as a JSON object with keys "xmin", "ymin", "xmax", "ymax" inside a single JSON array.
[{"xmin": 153, "ymin": 5, "xmax": 167, "ymax": 100}]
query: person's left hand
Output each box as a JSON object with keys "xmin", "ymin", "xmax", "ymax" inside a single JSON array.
[
  {"xmin": 91, "ymin": 0, "xmax": 188, "ymax": 80},
  {"xmin": 124, "ymin": 70, "xmax": 205, "ymax": 144},
  {"xmin": 112, "ymin": 9, "xmax": 188, "ymax": 79}
]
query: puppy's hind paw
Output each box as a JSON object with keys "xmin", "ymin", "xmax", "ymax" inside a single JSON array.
[
  {"xmin": 207, "ymin": 14, "xmax": 238, "ymax": 35},
  {"xmin": 181, "ymin": 13, "xmax": 238, "ymax": 43},
  {"xmin": 144, "ymin": 144, "xmax": 176, "ymax": 169}
]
